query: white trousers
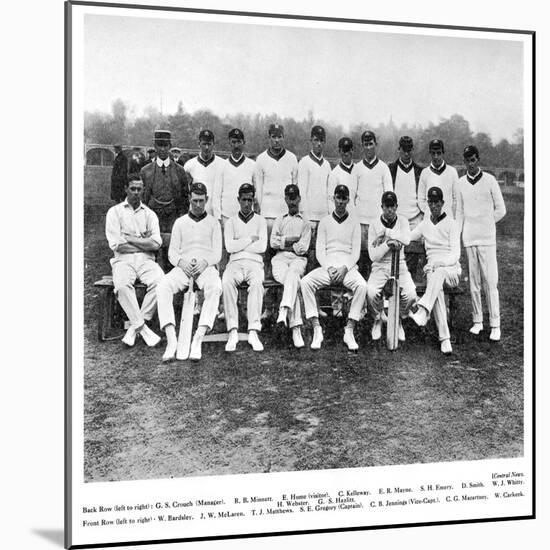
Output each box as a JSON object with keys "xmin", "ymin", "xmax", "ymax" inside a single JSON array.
[
  {"xmin": 271, "ymin": 252, "xmax": 307, "ymax": 328},
  {"xmin": 466, "ymin": 245, "xmax": 500, "ymax": 327},
  {"xmin": 417, "ymin": 265, "xmax": 461, "ymax": 341},
  {"xmin": 301, "ymin": 266, "xmax": 367, "ymax": 322},
  {"xmin": 366, "ymin": 262, "xmax": 417, "ymax": 319},
  {"xmin": 112, "ymin": 254, "xmax": 164, "ymax": 329},
  {"xmin": 222, "ymin": 259, "xmax": 264, "ymax": 332},
  {"xmin": 157, "ymin": 266, "xmax": 221, "ymax": 330}
]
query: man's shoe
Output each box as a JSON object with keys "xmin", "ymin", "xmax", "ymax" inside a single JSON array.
[
  {"xmin": 217, "ymin": 311, "xmax": 225, "ymax": 321},
  {"xmin": 411, "ymin": 306, "xmax": 428, "ymax": 327},
  {"xmin": 140, "ymin": 325, "xmax": 161, "ymax": 347},
  {"xmin": 276, "ymin": 308, "xmax": 288, "ymax": 327},
  {"xmin": 318, "ymin": 309, "xmax": 328, "ymax": 318},
  {"xmin": 225, "ymin": 330, "xmax": 238, "ymax": 352},
  {"xmin": 343, "ymin": 328, "xmax": 359, "ymax": 351},
  {"xmin": 248, "ymin": 330, "xmax": 264, "ymax": 351},
  {"xmin": 292, "ymin": 327, "xmax": 305, "ymax": 348},
  {"xmin": 469, "ymin": 323, "xmax": 483, "ymax": 335},
  {"xmin": 398, "ymin": 321, "xmax": 406, "ymax": 342},
  {"xmin": 441, "ymin": 339, "xmax": 453, "ymax": 354},
  {"xmin": 489, "ymin": 327, "xmax": 501, "ymax": 342},
  {"xmin": 189, "ymin": 334, "xmax": 202, "ymax": 361},
  {"xmin": 162, "ymin": 340, "xmax": 177, "ymax": 362},
  {"xmin": 371, "ymin": 319, "xmax": 382, "ymax": 341},
  {"xmin": 310, "ymin": 326, "xmax": 323, "ymax": 349},
  {"xmin": 122, "ymin": 326, "xmax": 137, "ymax": 347}
]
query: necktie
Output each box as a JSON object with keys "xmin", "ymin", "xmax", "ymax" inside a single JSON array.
[{"xmin": 161, "ymin": 165, "xmax": 166, "ymax": 175}]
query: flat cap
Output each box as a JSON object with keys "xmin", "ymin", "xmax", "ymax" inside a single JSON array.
[
  {"xmin": 381, "ymin": 190, "xmax": 398, "ymax": 206},
  {"xmin": 228, "ymin": 128, "xmax": 245, "ymax": 140},
  {"xmin": 427, "ymin": 186, "xmax": 444, "ymax": 202}
]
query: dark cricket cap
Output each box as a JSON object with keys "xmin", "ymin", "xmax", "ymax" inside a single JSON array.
[
  {"xmin": 268, "ymin": 123, "xmax": 284, "ymax": 137},
  {"xmin": 199, "ymin": 129, "xmax": 215, "ymax": 142},
  {"xmin": 399, "ymin": 136, "xmax": 414, "ymax": 151},
  {"xmin": 334, "ymin": 184, "xmax": 350, "ymax": 198},
  {"xmin": 284, "ymin": 183, "xmax": 300, "ymax": 199},
  {"xmin": 361, "ymin": 130, "xmax": 376, "ymax": 143},
  {"xmin": 190, "ymin": 181, "xmax": 208, "ymax": 195},
  {"xmin": 311, "ymin": 125, "xmax": 326, "ymax": 140},
  {"xmin": 228, "ymin": 128, "xmax": 244, "ymax": 140},
  {"xmin": 381, "ymin": 190, "xmax": 398, "ymax": 206},
  {"xmin": 154, "ymin": 130, "xmax": 172, "ymax": 144},
  {"xmin": 338, "ymin": 137, "xmax": 353, "ymax": 152},
  {"xmin": 427, "ymin": 186, "xmax": 444, "ymax": 202},
  {"xmin": 238, "ymin": 183, "xmax": 255, "ymax": 196},
  {"xmin": 429, "ymin": 138, "xmax": 445, "ymax": 152},
  {"xmin": 463, "ymin": 144, "xmax": 480, "ymax": 158}
]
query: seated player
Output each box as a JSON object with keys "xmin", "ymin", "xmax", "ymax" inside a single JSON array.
[
  {"xmin": 156, "ymin": 182, "xmax": 222, "ymax": 361},
  {"xmin": 366, "ymin": 191, "xmax": 417, "ymax": 342},
  {"xmin": 105, "ymin": 174, "xmax": 164, "ymax": 347},
  {"xmin": 300, "ymin": 184, "xmax": 367, "ymax": 351},
  {"xmin": 270, "ymin": 184, "xmax": 312, "ymax": 348},
  {"xmin": 409, "ymin": 187, "xmax": 460, "ymax": 354},
  {"xmin": 222, "ymin": 183, "xmax": 268, "ymax": 352}
]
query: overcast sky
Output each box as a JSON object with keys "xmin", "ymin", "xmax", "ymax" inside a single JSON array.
[{"xmin": 84, "ymin": 14, "xmax": 524, "ymax": 142}]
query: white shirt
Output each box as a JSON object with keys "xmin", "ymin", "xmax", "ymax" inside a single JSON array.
[
  {"xmin": 270, "ymin": 212, "xmax": 311, "ymax": 257},
  {"xmin": 316, "ymin": 211, "xmax": 361, "ymax": 270},
  {"xmin": 225, "ymin": 212, "xmax": 268, "ymax": 265},
  {"xmin": 418, "ymin": 162, "xmax": 459, "ymax": 218},
  {"xmin": 156, "ymin": 157, "xmax": 171, "ymax": 168},
  {"xmin": 353, "ymin": 158, "xmax": 393, "ymax": 225},
  {"xmin": 297, "ymin": 153, "xmax": 332, "ymax": 222},
  {"xmin": 411, "ymin": 214, "xmax": 461, "ymax": 266},
  {"xmin": 183, "ymin": 154, "xmax": 225, "ymax": 216}
]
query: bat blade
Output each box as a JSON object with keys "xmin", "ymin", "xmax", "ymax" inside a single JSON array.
[
  {"xmin": 176, "ymin": 279, "xmax": 196, "ymax": 360},
  {"xmin": 386, "ymin": 249, "xmax": 400, "ymax": 351}
]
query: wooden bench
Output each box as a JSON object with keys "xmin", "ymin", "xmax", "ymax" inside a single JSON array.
[{"xmin": 94, "ymin": 275, "xmax": 463, "ymax": 342}]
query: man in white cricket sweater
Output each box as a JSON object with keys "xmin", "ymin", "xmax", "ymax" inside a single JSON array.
[
  {"xmin": 105, "ymin": 176, "xmax": 164, "ymax": 348},
  {"xmin": 271, "ymin": 184, "xmax": 312, "ymax": 348},
  {"xmin": 300, "ymin": 184, "xmax": 367, "ymax": 351},
  {"xmin": 223, "ymin": 183, "xmax": 268, "ymax": 352},
  {"xmin": 328, "ymin": 137, "xmax": 358, "ymax": 212},
  {"xmin": 183, "ymin": 130, "xmax": 225, "ymax": 217},
  {"xmin": 353, "ymin": 130, "xmax": 393, "ymax": 278},
  {"xmin": 156, "ymin": 183, "xmax": 222, "ymax": 361},
  {"xmin": 388, "ymin": 136, "xmax": 425, "ymax": 279},
  {"xmin": 456, "ymin": 145, "xmax": 506, "ymax": 341},
  {"xmin": 366, "ymin": 191, "xmax": 417, "ymax": 342},
  {"xmin": 409, "ymin": 187, "xmax": 461, "ymax": 354},
  {"xmin": 418, "ymin": 139, "xmax": 459, "ymax": 219}
]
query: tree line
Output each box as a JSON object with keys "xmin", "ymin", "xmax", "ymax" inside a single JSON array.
[{"xmin": 85, "ymin": 99, "xmax": 524, "ymax": 168}]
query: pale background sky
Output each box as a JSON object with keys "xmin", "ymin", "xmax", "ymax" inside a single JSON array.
[{"xmin": 85, "ymin": 14, "xmax": 524, "ymax": 142}]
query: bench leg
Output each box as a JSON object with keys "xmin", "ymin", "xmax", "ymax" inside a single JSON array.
[{"xmin": 97, "ymin": 286, "xmax": 122, "ymax": 341}]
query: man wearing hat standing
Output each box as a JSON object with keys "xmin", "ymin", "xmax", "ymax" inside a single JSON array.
[
  {"xmin": 270, "ymin": 184, "xmax": 311, "ymax": 348},
  {"xmin": 140, "ymin": 130, "xmax": 189, "ymax": 235},
  {"xmin": 353, "ymin": 130, "xmax": 393, "ymax": 278},
  {"xmin": 110, "ymin": 144, "xmax": 128, "ymax": 203},
  {"xmin": 145, "ymin": 147, "xmax": 156, "ymax": 165},
  {"xmin": 418, "ymin": 139, "xmax": 458, "ymax": 219},
  {"xmin": 222, "ymin": 183, "xmax": 267, "ymax": 352},
  {"xmin": 105, "ymin": 174, "xmax": 164, "ymax": 348},
  {"xmin": 366, "ymin": 191, "xmax": 417, "ymax": 342},
  {"xmin": 329, "ymin": 137, "xmax": 358, "ymax": 210},
  {"xmin": 300, "ymin": 184, "xmax": 367, "ymax": 351},
  {"xmin": 388, "ymin": 136, "xmax": 425, "ymax": 279},
  {"xmin": 409, "ymin": 186, "xmax": 461, "ymax": 354},
  {"xmin": 457, "ymin": 145, "xmax": 506, "ymax": 341},
  {"xmin": 156, "ymin": 182, "xmax": 222, "ymax": 361},
  {"xmin": 183, "ymin": 130, "xmax": 225, "ymax": 218}
]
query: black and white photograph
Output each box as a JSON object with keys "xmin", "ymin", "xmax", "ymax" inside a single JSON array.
[{"xmin": 63, "ymin": 0, "xmax": 535, "ymax": 548}]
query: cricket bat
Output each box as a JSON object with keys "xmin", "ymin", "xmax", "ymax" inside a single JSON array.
[
  {"xmin": 176, "ymin": 267, "xmax": 196, "ymax": 360},
  {"xmin": 386, "ymin": 248, "xmax": 400, "ymax": 351}
]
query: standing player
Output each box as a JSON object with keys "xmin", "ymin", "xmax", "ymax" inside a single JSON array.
[
  {"xmin": 105, "ymin": 174, "xmax": 164, "ymax": 347},
  {"xmin": 156, "ymin": 182, "xmax": 222, "ymax": 361},
  {"xmin": 388, "ymin": 136, "xmax": 425, "ymax": 278},
  {"xmin": 328, "ymin": 137, "xmax": 358, "ymax": 212},
  {"xmin": 366, "ymin": 191, "xmax": 417, "ymax": 342},
  {"xmin": 300, "ymin": 184, "xmax": 367, "ymax": 351},
  {"xmin": 183, "ymin": 130, "xmax": 225, "ymax": 217},
  {"xmin": 353, "ymin": 130, "xmax": 393, "ymax": 278},
  {"xmin": 457, "ymin": 145, "xmax": 506, "ymax": 341},
  {"xmin": 417, "ymin": 139, "xmax": 458, "ymax": 219},
  {"xmin": 270, "ymin": 184, "xmax": 312, "ymax": 348},
  {"xmin": 409, "ymin": 187, "xmax": 461, "ymax": 354},
  {"xmin": 222, "ymin": 184, "xmax": 268, "ymax": 352}
]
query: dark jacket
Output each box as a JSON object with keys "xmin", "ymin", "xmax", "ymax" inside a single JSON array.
[{"xmin": 110, "ymin": 152, "xmax": 128, "ymax": 202}]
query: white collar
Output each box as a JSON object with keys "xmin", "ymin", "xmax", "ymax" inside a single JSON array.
[
  {"xmin": 123, "ymin": 198, "xmax": 143, "ymax": 212},
  {"xmin": 156, "ymin": 157, "xmax": 171, "ymax": 168}
]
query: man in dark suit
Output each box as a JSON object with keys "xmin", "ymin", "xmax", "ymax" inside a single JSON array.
[
  {"xmin": 388, "ymin": 136, "xmax": 425, "ymax": 279},
  {"xmin": 110, "ymin": 144, "xmax": 128, "ymax": 203}
]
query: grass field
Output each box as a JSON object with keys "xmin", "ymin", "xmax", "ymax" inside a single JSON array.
[{"xmin": 83, "ymin": 191, "xmax": 526, "ymax": 482}]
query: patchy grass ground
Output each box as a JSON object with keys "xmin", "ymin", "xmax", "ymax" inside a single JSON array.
[{"xmin": 83, "ymin": 191, "xmax": 525, "ymax": 482}]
